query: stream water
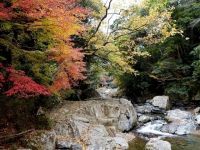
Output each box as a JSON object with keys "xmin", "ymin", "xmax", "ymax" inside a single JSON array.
[{"xmin": 128, "ymin": 135, "xmax": 200, "ymax": 150}]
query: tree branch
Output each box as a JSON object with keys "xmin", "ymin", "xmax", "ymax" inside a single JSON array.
[
  {"xmin": 92, "ymin": 0, "xmax": 113, "ymax": 37},
  {"xmin": 0, "ymin": 129, "xmax": 34, "ymax": 143}
]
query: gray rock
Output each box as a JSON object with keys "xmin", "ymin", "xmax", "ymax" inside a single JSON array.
[
  {"xmin": 161, "ymin": 121, "xmax": 196, "ymax": 135},
  {"xmin": 72, "ymin": 116, "xmax": 90, "ymax": 123},
  {"xmin": 166, "ymin": 109, "xmax": 193, "ymax": 122},
  {"xmin": 138, "ymin": 115, "xmax": 152, "ymax": 123},
  {"xmin": 114, "ymin": 137, "xmax": 129, "ymax": 149},
  {"xmin": 136, "ymin": 103, "xmax": 163, "ymax": 114},
  {"xmin": 194, "ymin": 107, "xmax": 200, "ymax": 115},
  {"xmin": 27, "ymin": 99, "xmax": 137, "ymax": 149},
  {"xmin": 175, "ymin": 121, "xmax": 196, "ymax": 135},
  {"xmin": 162, "ymin": 109, "xmax": 197, "ymax": 135},
  {"xmin": 150, "ymin": 96, "xmax": 170, "ymax": 110},
  {"xmin": 96, "ymin": 87, "xmax": 118, "ymax": 99},
  {"xmin": 161, "ymin": 123, "xmax": 177, "ymax": 134},
  {"xmin": 25, "ymin": 131, "xmax": 56, "ymax": 150},
  {"xmin": 56, "ymin": 140, "xmax": 82, "ymax": 150},
  {"xmin": 195, "ymin": 115, "xmax": 200, "ymax": 125},
  {"xmin": 84, "ymin": 99, "xmax": 137, "ymax": 131},
  {"xmin": 145, "ymin": 138, "xmax": 171, "ymax": 150}
]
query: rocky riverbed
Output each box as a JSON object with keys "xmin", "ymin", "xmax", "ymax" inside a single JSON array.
[
  {"xmin": 131, "ymin": 95, "xmax": 200, "ymax": 150},
  {"xmin": 25, "ymin": 87, "xmax": 200, "ymax": 150}
]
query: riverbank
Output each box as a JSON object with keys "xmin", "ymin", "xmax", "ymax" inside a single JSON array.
[{"xmin": 7, "ymin": 87, "xmax": 200, "ymax": 149}]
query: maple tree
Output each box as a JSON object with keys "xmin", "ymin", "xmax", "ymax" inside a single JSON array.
[
  {"xmin": 0, "ymin": 3, "xmax": 11, "ymax": 20},
  {"xmin": 0, "ymin": 0, "xmax": 88, "ymax": 94},
  {"xmin": 25, "ymin": 0, "xmax": 88, "ymax": 92},
  {"xmin": 0, "ymin": 64, "xmax": 50, "ymax": 98}
]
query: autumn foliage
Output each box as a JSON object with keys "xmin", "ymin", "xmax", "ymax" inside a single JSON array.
[
  {"xmin": 0, "ymin": 0, "xmax": 88, "ymax": 96},
  {"xmin": 0, "ymin": 64, "xmax": 50, "ymax": 98}
]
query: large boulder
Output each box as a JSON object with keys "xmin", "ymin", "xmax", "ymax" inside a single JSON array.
[
  {"xmin": 166, "ymin": 109, "xmax": 193, "ymax": 122},
  {"xmin": 161, "ymin": 120, "xmax": 196, "ymax": 135},
  {"xmin": 26, "ymin": 98, "xmax": 137, "ymax": 149},
  {"xmin": 150, "ymin": 96, "xmax": 170, "ymax": 110},
  {"xmin": 145, "ymin": 138, "xmax": 171, "ymax": 150},
  {"xmin": 162, "ymin": 109, "xmax": 197, "ymax": 135}
]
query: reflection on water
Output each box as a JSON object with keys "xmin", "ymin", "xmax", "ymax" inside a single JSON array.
[
  {"xmin": 128, "ymin": 135, "xmax": 200, "ymax": 150},
  {"xmin": 165, "ymin": 135, "xmax": 200, "ymax": 150},
  {"xmin": 128, "ymin": 137, "xmax": 147, "ymax": 150}
]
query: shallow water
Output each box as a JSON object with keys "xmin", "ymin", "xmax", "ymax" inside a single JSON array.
[
  {"xmin": 128, "ymin": 137, "xmax": 147, "ymax": 150},
  {"xmin": 128, "ymin": 135, "xmax": 200, "ymax": 150},
  {"xmin": 165, "ymin": 135, "xmax": 200, "ymax": 150}
]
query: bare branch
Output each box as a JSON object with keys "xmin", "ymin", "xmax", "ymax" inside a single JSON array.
[
  {"xmin": 92, "ymin": 0, "xmax": 113, "ymax": 36},
  {"xmin": 106, "ymin": 12, "xmax": 115, "ymax": 35}
]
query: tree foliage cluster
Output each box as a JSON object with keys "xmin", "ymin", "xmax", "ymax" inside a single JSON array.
[
  {"xmin": 115, "ymin": 0, "xmax": 200, "ymax": 102},
  {"xmin": 0, "ymin": 0, "xmax": 91, "ymax": 135},
  {"xmin": 0, "ymin": 0, "xmax": 88, "ymax": 99}
]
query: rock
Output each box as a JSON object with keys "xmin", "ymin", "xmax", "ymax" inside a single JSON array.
[
  {"xmin": 72, "ymin": 116, "xmax": 90, "ymax": 123},
  {"xmin": 166, "ymin": 109, "xmax": 193, "ymax": 122},
  {"xmin": 115, "ymin": 132, "xmax": 135, "ymax": 142},
  {"xmin": 145, "ymin": 138, "xmax": 171, "ymax": 150},
  {"xmin": 82, "ymin": 98, "xmax": 137, "ymax": 131},
  {"xmin": 96, "ymin": 87, "xmax": 118, "ymax": 99},
  {"xmin": 175, "ymin": 121, "xmax": 196, "ymax": 135},
  {"xmin": 161, "ymin": 121, "xmax": 196, "ymax": 135},
  {"xmin": 114, "ymin": 137, "xmax": 129, "ymax": 149},
  {"xmin": 26, "ymin": 131, "xmax": 56, "ymax": 150},
  {"xmin": 138, "ymin": 115, "xmax": 152, "ymax": 123},
  {"xmin": 195, "ymin": 115, "xmax": 200, "ymax": 125},
  {"xmin": 162, "ymin": 109, "xmax": 197, "ymax": 135},
  {"xmin": 26, "ymin": 99, "xmax": 137, "ymax": 149},
  {"xmin": 150, "ymin": 96, "xmax": 170, "ymax": 110},
  {"xmin": 136, "ymin": 103, "xmax": 164, "ymax": 114},
  {"xmin": 81, "ymin": 125, "xmax": 117, "ymax": 150},
  {"xmin": 193, "ymin": 107, "xmax": 200, "ymax": 125},
  {"xmin": 56, "ymin": 139, "xmax": 82, "ymax": 150},
  {"xmin": 191, "ymin": 130, "xmax": 200, "ymax": 136},
  {"xmin": 161, "ymin": 123, "xmax": 177, "ymax": 134},
  {"xmin": 87, "ymin": 137, "xmax": 116, "ymax": 150},
  {"xmin": 194, "ymin": 107, "xmax": 200, "ymax": 115}
]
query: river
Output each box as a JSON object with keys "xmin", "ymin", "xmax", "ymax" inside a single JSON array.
[
  {"xmin": 97, "ymin": 86, "xmax": 200, "ymax": 150},
  {"xmin": 128, "ymin": 135, "xmax": 200, "ymax": 150}
]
